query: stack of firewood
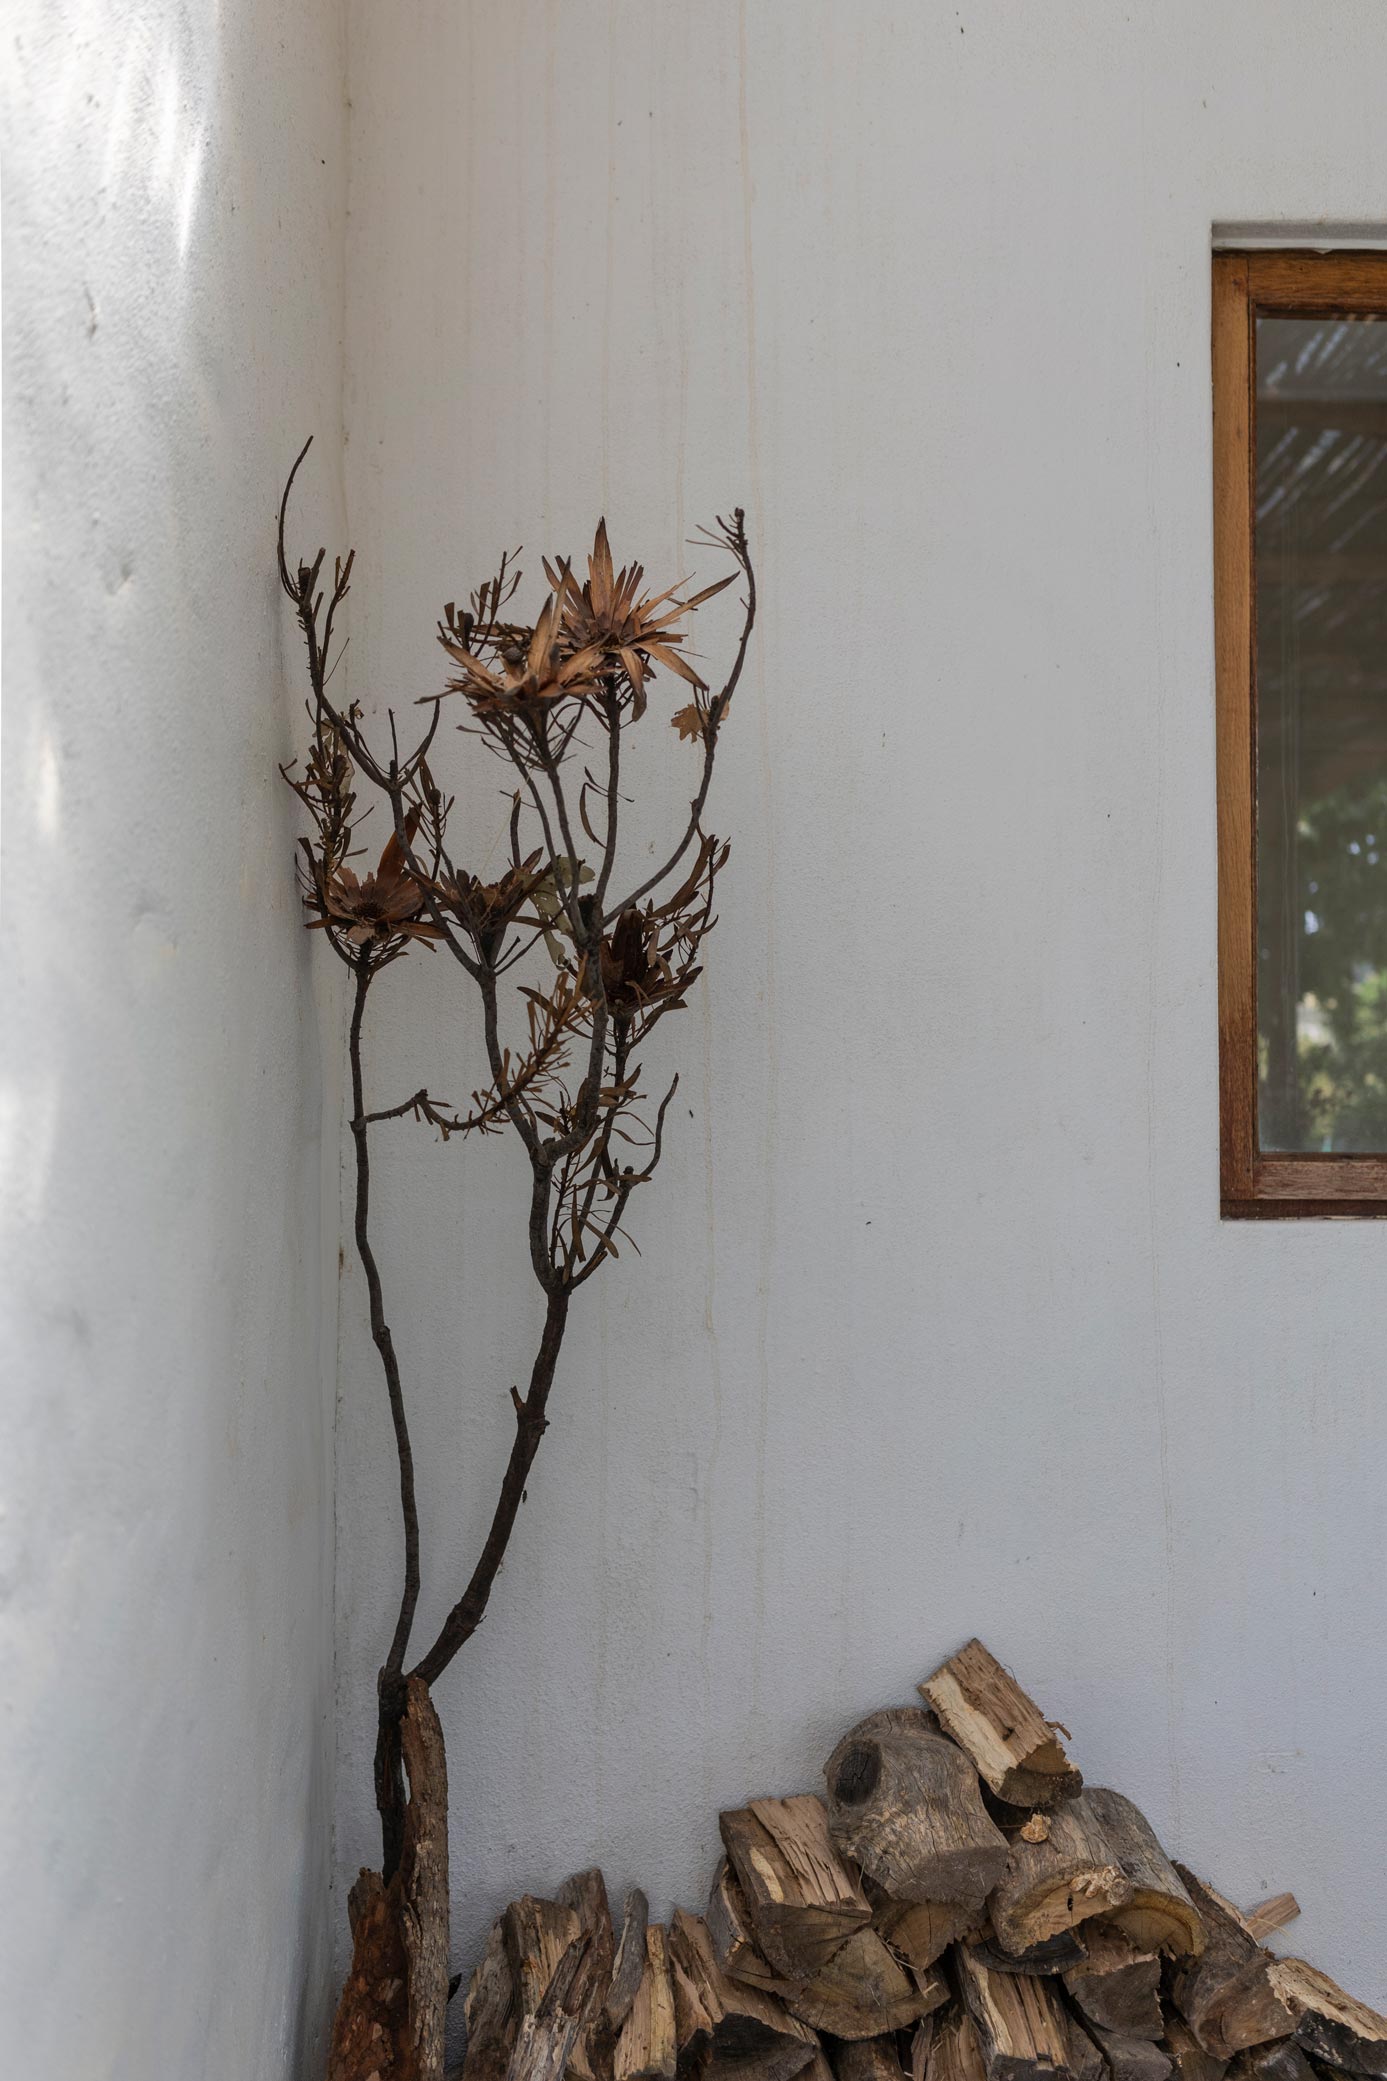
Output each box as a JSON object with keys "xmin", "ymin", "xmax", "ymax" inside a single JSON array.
[{"xmin": 457, "ymin": 1640, "xmax": 1387, "ymax": 2081}]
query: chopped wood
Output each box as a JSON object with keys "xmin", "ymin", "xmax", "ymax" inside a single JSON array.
[
  {"xmin": 504, "ymin": 1897, "xmax": 583, "ymax": 2019},
  {"xmin": 609, "ymin": 1890, "xmax": 653, "ymax": 2033},
  {"xmin": 825, "ymin": 1708, "xmax": 1010, "ymax": 1908},
  {"xmin": 1089, "ymin": 2032, "xmax": 1171, "ymax": 2081},
  {"xmin": 1066, "ymin": 2015, "xmax": 1107, "ymax": 2081},
  {"xmin": 912, "ymin": 2016, "xmax": 938, "ymax": 2081},
  {"xmin": 785, "ymin": 1927, "xmax": 946, "ymax": 2039},
  {"xmin": 463, "ymin": 1915, "xmax": 518, "ymax": 2081},
  {"xmin": 615, "ymin": 1925, "xmax": 677, "ymax": 2081},
  {"xmin": 1167, "ymin": 1869, "xmax": 1295, "ymax": 2059},
  {"xmin": 708, "ymin": 1860, "xmax": 786, "ymax": 1992},
  {"xmin": 868, "ymin": 1884, "xmax": 983, "ymax": 1973},
  {"xmin": 1163, "ymin": 2014, "xmax": 1228, "ymax": 2081},
  {"xmin": 720, "ymin": 1795, "xmax": 872, "ymax": 1979},
  {"xmin": 831, "ymin": 2038, "xmax": 911, "ymax": 2081},
  {"xmin": 667, "ymin": 1909, "xmax": 819, "ymax": 2081},
  {"xmin": 1264, "ymin": 1960, "xmax": 1387, "ymax": 2076},
  {"xmin": 1062, "ymin": 1928, "xmax": 1162, "ymax": 2039},
  {"xmin": 953, "ymin": 1942, "xmax": 1074, "ymax": 2081},
  {"xmin": 507, "ymin": 1930, "xmax": 603, "ymax": 2081},
  {"xmin": 1226, "ymin": 2044, "xmax": 1317, "ymax": 2081},
  {"xmin": 556, "ymin": 1868, "xmax": 617, "ymax": 2081},
  {"xmin": 1083, "ymin": 1792, "xmax": 1203, "ymax": 1959},
  {"xmin": 931, "ymin": 2006, "xmax": 991, "ymax": 2081},
  {"xmin": 1242, "ymin": 1900, "xmax": 1299, "ymax": 1946},
  {"xmin": 920, "ymin": 1642, "xmax": 1082, "ymax": 1811},
  {"xmin": 975, "ymin": 1931, "xmax": 1089, "ymax": 1978},
  {"xmin": 989, "ymin": 1795, "xmax": 1134, "ymax": 1954}
]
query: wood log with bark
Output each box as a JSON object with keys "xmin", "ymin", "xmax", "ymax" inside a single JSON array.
[
  {"xmin": 1062, "ymin": 1927, "xmax": 1163, "ymax": 2040},
  {"xmin": 824, "ymin": 1709, "xmax": 1009, "ymax": 1909},
  {"xmin": 719, "ymin": 1797, "xmax": 872, "ymax": 1979},
  {"xmin": 919, "ymin": 1643, "xmax": 1081, "ymax": 1812},
  {"xmin": 988, "ymin": 1795, "xmax": 1134, "ymax": 1954}
]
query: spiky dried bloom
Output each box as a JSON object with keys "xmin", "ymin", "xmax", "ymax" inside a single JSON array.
[{"xmin": 277, "ymin": 441, "xmax": 755, "ymax": 2021}]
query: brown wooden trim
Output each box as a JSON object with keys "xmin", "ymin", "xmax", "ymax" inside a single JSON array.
[
  {"xmin": 1214, "ymin": 249, "xmax": 1387, "ymax": 1216},
  {"xmin": 1245, "ymin": 249, "xmax": 1387, "ymax": 312},
  {"xmin": 1213, "ymin": 252, "xmax": 1256, "ymax": 1204}
]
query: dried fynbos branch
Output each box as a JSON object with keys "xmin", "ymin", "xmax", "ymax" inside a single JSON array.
[{"xmin": 278, "ymin": 438, "xmax": 754, "ymax": 2068}]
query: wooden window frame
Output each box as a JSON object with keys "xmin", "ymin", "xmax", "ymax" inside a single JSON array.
[{"xmin": 1215, "ymin": 248, "xmax": 1387, "ymax": 1217}]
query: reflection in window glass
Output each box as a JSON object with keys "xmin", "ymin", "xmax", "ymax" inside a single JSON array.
[{"xmin": 1256, "ymin": 313, "xmax": 1387, "ymax": 1152}]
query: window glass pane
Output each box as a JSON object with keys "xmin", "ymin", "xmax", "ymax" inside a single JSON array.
[{"xmin": 1256, "ymin": 312, "xmax": 1387, "ymax": 1152}]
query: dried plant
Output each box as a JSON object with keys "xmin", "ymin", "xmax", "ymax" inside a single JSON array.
[{"xmin": 278, "ymin": 442, "xmax": 754, "ymax": 2073}]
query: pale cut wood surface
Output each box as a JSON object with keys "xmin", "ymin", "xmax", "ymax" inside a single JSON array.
[
  {"xmin": 1241, "ymin": 1898, "xmax": 1299, "ymax": 1946},
  {"xmin": 989, "ymin": 1793, "xmax": 1133, "ymax": 1953},
  {"xmin": 615, "ymin": 1924, "xmax": 677, "ymax": 2081},
  {"xmin": 931, "ymin": 2005, "xmax": 991, "ymax": 2081},
  {"xmin": 953, "ymin": 1942, "xmax": 1074, "ymax": 2081},
  {"xmin": 1266, "ymin": 1958, "xmax": 1387, "ymax": 2075},
  {"xmin": 825, "ymin": 1707, "xmax": 1009, "ymax": 1907},
  {"xmin": 720, "ymin": 1794, "xmax": 871, "ymax": 1977},
  {"xmin": 919, "ymin": 1641, "xmax": 1081, "ymax": 1809}
]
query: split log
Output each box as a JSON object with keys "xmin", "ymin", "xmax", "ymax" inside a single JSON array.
[
  {"xmin": 867, "ymin": 1882, "xmax": 983, "ymax": 1974},
  {"xmin": 463, "ymin": 1915, "xmax": 519, "ymax": 2081},
  {"xmin": 616, "ymin": 1925, "xmax": 678, "ymax": 2081},
  {"xmin": 719, "ymin": 1796, "xmax": 871, "ymax": 1978},
  {"xmin": 328, "ymin": 1679, "xmax": 450, "ymax": 2081},
  {"xmin": 609, "ymin": 1891, "xmax": 653, "ymax": 2033},
  {"xmin": 1263, "ymin": 1960, "xmax": 1387, "ymax": 2076},
  {"xmin": 1065, "ymin": 2015, "xmax": 1107, "ymax": 2081},
  {"xmin": 1226, "ymin": 2044, "xmax": 1317, "ymax": 2081},
  {"xmin": 1167, "ymin": 1870, "xmax": 1295, "ymax": 2060},
  {"xmin": 1082, "ymin": 1793, "xmax": 1202, "ymax": 1959},
  {"xmin": 975, "ymin": 1932, "xmax": 1089, "ymax": 1978},
  {"xmin": 920, "ymin": 1643, "xmax": 1081, "ymax": 1811},
  {"xmin": 708, "ymin": 1861, "xmax": 785, "ymax": 1993},
  {"xmin": 953, "ymin": 1942, "xmax": 1074, "ymax": 2081},
  {"xmin": 504, "ymin": 1897, "xmax": 583, "ymax": 2019},
  {"xmin": 825, "ymin": 1708, "xmax": 1009, "ymax": 1908},
  {"xmin": 784, "ymin": 1927, "xmax": 946, "ymax": 2039},
  {"xmin": 556, "ymin": 1869, "xmax": 617, "ymax": 2081},
  {"xmin": 1062, "ymin": 1928, "xmax": 1162, "ymax": 2039},
  {"xmin": 831, "ymin": 2038, "xmax": 911, "ymax": 2081},
  {"xmin": 912, "ymin": 2017, "xmax": 938, "ymax": 2081},
  {"xmin": 989, "ymin": 1796, "xmax": 1133, "ymax": 1954},
  {"xmin": 933, "ymin": 2006, "xmax": 993, "ymax": 2081},
  {"xmin": 1241, "ymin": 1900, "xmax": 1299, "ymax": 1946},
  {"xmin": 507, "ymin": 1931, "xmax": 604, "ymax": 2081},
  {"xmin": 1162, "ymin": 2015, "xmax": 1228, "ymax": 2081},
  {"xmin": 1088, "ymin": 2032, "xmax": 1171, "ymax": 2081},
  {"xmin": 668, "ymin": 1908, "xmax": 819, "ymax": 2081}
]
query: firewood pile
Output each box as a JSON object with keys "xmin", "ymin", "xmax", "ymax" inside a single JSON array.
[{"xmin": 457, "ymin": 1639, "xmax": 1387, "ymax": 2081}]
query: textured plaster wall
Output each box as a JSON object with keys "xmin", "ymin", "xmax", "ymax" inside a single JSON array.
[
  {"xmin": 336, "ymin": 0, "xmax": 1387, "ymax": 2039},
  {"xmin": 1, "ymin": 3, "xmax": 347, "ymax": 2074}
]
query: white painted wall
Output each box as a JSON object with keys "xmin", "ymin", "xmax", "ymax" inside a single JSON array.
[
  {"xmin": 2, "ymin": 4, "xmax": 347, "ymax": 2074},
  {"xmin": 336, "ymin": 0, "xmax": 1387, "ymax": 2039}
]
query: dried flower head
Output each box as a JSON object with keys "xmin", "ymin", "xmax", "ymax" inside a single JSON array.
[
  {"xmin": 302, "ymin": 814, "xmax": 441, "ymax": 952},
  {"xmin": 544, "ymin": 519, "xmax": 734, "ymax": 718}
]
